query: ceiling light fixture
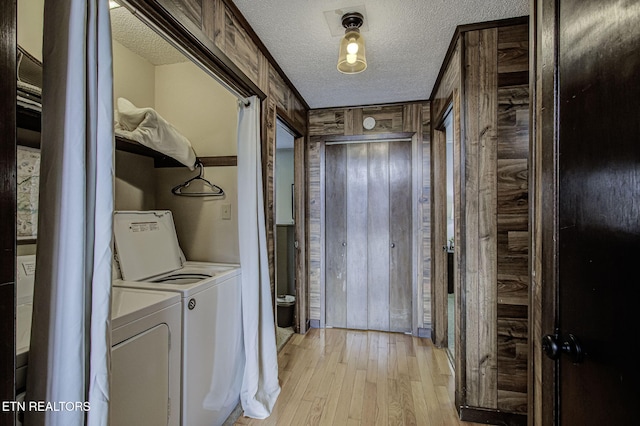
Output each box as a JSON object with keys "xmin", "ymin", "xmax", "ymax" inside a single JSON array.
[
  {"xmin": 109, "ymin": 0, "xmax": 121, "ymax": 9},
  {"xmin": 337, "ymin": 12, "xmax": 367, "ymax": 74}
]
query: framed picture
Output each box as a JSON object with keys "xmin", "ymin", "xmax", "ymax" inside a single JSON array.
[{"xmin": 17, "ymin": 146, "xmax": 40, "ymax": 241}]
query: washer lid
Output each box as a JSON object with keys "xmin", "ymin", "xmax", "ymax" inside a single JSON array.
[{"xmin": 113, "ymin": 210, "xmax": 184, "ymax": 281}]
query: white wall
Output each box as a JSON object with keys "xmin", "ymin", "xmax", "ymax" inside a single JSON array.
[
  {"xmin": 17, "ymin": 0, "xmax": 44, "ymax": 61},
  {"xmin": 114, "ymin": 151, "xmax": 156, "ymax": 211},
  {"xmin": 153, "ymin": 61, "xmax": 239, "ymax": 263},
  {"xmin": 113, "ymin": 40, "xmax": 157, "ymax": 212},
  {"xmin": 113, "ymin": 40, "xmax": 156, "ymax": 109}
]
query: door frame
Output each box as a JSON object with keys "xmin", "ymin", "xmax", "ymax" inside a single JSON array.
[
  {"xmin": 319, "ymin": 132, "xmax": 421, "ymax": 335},
  {"xmin": 0, "ymin": 0, "xmax": 17, "ymax": 421},
  {"xmin": 273, "ymin": 110, "xmax": 308, "ymax": 334},
  {"xmin": 432, "ymin": 101, "xmax": 456, "ymax": 351},
  {"xmin": 530, "ymin": 1, "xmax": 557, "ymax": 425}
]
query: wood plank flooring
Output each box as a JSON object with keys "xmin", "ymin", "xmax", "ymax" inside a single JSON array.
[{"xmin": 235, "ymin": 328, "xmax": 482, "ymax": 426}]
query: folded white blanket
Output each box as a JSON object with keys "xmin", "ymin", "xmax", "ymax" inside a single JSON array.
[{"xmin": 115, "ymin": 97, "xmax": 197, "ymax": 170}]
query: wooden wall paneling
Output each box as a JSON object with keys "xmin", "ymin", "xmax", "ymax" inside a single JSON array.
[
  {"xmin": 463, "ymin": 28, "xmax": 489, "ymax": 409},
  {"xmin": 264, "ymin": 98, "xmax": 277, "ymax": 301},
  {"xmin": 462, "ymin": 29, "xmax": 480, "ymax": 408},
  {"xmin": 496, "ymin": 25, "xmax": 529, "ymax": 413},
  {"xmin": 530, "ymin": 2, "xmax": 553, "ymax": 423},
  {"xmin": 432, "ymin": 41, "xmax": 461, "ymax": 121},
  {"xmin": 428, "ymin": 18, "xmax": 530, "ymax": 422},
  {"xmin": 409, "ymin": 106, "xmax": 425, "ymax": 335},
  {"xmin": 290, "ymin": 95, "xmax": 307, "ymax": 134},
  {"xmin": 221, "ymin": 3, "xmax": 259, "ymax": 83},
  {"xmin": 294, "ymin": 134, "xmax": 308, "ymax": 333},
  {"xmin": 476, "ymin": 26, "xmax": 499, "ymax": 410},
  {"xmin": 421, "ymin": 103, "xmax": 432, "ymax": 327},
  {"xmin": 268, "ymin": 65, "xmax": 290, "ymax": 115},
  {"xmin": 345, "ymin": 143, "xmax": 369, "ymax": 330},
  {"xmin": 367, "ymin": 142, "xmax": 390, "ymax": 331},
  {"xmin": 308, "ymin": 109, "xmax": 345, "ymax": 136},
  {"xmin": 497, "ymin": 305, "xmax": 529, "ymax": 413},
  {"xmin": 170, "ymin": 0, "xmax": 203, "ymax": 28},
  {"xmin": 257, "ymin": 52, "xmax": 270, "ymax": 94},
  {"xmin": 343, "ymin": 109, "xmax": 354, "ymax": 136},
  {"xmin": 307, "ymin": 138, "xmax": 322, "ymax": 322},
  {"xmin": 431, "ymin": 128, "xmax": 447, "ymax": 347},
  {"xmin": 0, "ymin": 0, "xmax": 16, "ymax": 416},
  {"xmin": 389, "ymin": 141, "xmax": 413, "ymax": 332},
  {"xmin": 343, "ymin": 108, "xmax": 363, "ymax": 136},
  {"xmin": 325, "ymin": 144, "xmax": 347, "ymax": 328},
  {"xmin": 452, "ymin": 88, "xmax": 465, "ymax": 410},
  {"xmin": 201, "ymin": 0, "xmax": 222, "ymax": 48},
  {"xmin": 218, "ymin": 0, "xmax": 309, "ymax": 108},
  {"xmin": 497, "ymin": 24, "xmax": 529, "ymax": 89},
  {"xmin": 362, "ymin": 105, "xmax": 404, "ymax": 133},
  {"xmin": 496, "ymin": 80, "xmax": 529, "ymax": 412}
]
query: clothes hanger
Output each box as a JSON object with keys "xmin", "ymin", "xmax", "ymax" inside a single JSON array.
[{"xmin": 171, "ymin": 161, "xmax": 224, "ymax": 197}]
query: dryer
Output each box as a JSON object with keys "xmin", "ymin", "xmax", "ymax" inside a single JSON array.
[
  {"xmin": 112, "ymin": 210, "xmax": 244, "ymax": 426},
  {"xmin": 111, "ymin": 286, "xmax": 181, "ymax": 426}
]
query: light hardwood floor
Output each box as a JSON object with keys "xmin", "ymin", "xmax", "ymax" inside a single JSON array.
[{"xmin": 235, "ymin": 328, "xmax": 482, "ymax": 426}]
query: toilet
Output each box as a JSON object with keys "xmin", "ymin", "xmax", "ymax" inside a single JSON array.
[{"xmin": 276, "ymin": 295, "xmax": 295, "ymax": 328}]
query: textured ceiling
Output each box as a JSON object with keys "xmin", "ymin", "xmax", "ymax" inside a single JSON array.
[
  {"xmin": 110, "ymin": 6, "xmax": 188, "ymax": 66},
  {"xmin": 232, "ymin": 0, "xmax": 530, "ymax": 109}
]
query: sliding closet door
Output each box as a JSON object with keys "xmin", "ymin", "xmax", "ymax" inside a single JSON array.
[
  {"xmin": 389, "ymin": 141, "xmax": 412, "ymax": 332},
  {"xmin": 367, "ymin": 142, "xmax": 390, "ymax": 331},
  {"xmin": 325, "ymin": 145, "xmax": 348, "ymax": 328},
  {"xmin": 325, "ymin": 141, "xmax": 412, "ymax": 332}
]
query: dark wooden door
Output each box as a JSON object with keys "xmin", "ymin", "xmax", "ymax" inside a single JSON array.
[
  {"xmin": 325, "ymin": 141, "xmax": 412, "ymax": 332},
  {"xmin": 1, "ymin": 0, "xmax": 17, "ymax": 423},
  {"xmin": 545, "ymin": 1, "xmax": 640, "ymax": 424}
]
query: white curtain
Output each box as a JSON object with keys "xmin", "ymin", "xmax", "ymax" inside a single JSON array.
[
  {"xmin": 237, "ymin": 96, "xmax": 281, "ymax": 418},
  {"xmin": 25, "ymin": 1, "xmax": 114, "ymax": 425}
]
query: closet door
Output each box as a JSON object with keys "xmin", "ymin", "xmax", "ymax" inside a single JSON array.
[
  {"xmin": 325, "ymin": 141, "xmax": 412, "ymax": 332},
  {"xmin": 325, "ymin": 144, "xmax": 348, "ymax": 328},
  {"xmin": 388, "ymin": 141, "xmax": 412, "ymax": 332}
]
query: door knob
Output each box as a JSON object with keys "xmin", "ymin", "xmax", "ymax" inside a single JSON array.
[
  {"xmin": 542, "ymin": 333, "xmax": 584, "ymax": 364},
  {"xmin": 391, "ymin": 243, "xmax": 396, "ymax": 248},
  {"xmin": 342, "ymin": 242, "xmax": 346, "ymax": 247}
]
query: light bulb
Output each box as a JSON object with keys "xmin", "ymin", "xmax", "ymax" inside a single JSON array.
[
  {"xmin": 347, "ymin": 39, "xmax": 359, "ymax": 55},
  {"xmin": 346, "ymin": 53, "xmax": 357, "ymax": 64}
]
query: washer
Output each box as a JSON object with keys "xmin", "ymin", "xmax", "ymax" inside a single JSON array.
[
  {"xmin": 111, "ymin": 286, "xmax": 181, "ymax": 426},
  {"xmin": 112, "ymin": 210, "xmax": 244, "ymax": 426},
  {"xmin": 15, "ymin": 255, "xmax": 182, "ymax": 426}
]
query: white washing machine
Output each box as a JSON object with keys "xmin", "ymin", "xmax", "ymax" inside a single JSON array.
[
  {"xmin": 15, "ymin": 256, "xmax": 182, "ymax": 426},
  {"xmin": 112, "ymin": 210, "xmax": 244, "ymax": 426},
  {"xmin": 111, "ymin": 286, "xmax": 181, "ymax": 426}
]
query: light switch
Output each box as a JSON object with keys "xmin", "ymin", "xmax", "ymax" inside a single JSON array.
[{"xmin": 221, "ymin": 203, "xmax": 231, "ymax": 220}]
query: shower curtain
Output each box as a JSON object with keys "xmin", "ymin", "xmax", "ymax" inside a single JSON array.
[
  {"xmin": 25, "ymin": 1, "xmax": 113, "ymax": 425},
  {"xmin": 237, "ymin": 96, "xmax": 281, "ymax": 418}
]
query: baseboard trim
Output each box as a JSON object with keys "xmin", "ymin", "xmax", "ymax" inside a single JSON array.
[
  {"xmin": 417, "ymin": 327, "xmax": 431, "ymax": 338},
  {"xmin": 459, "ymin": 406, "xmax": 527, "ymax": 426}
]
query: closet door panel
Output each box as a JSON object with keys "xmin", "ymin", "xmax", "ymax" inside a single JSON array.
[
  {"xmin": 346, "ymin": 143, "xmax": 369, "ymax": 330},
  {"xmin": 325, "ymin": 145, "xmax": 348, "ymax": 328},
  {"xmin": 389, "ymin": 141, "xmax": 413, "ymax": 332},
  {"xmin": 367, "ymin": 142, "xmax": 390, "ymax": 331}
]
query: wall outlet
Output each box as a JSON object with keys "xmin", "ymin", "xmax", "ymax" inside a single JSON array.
[{"xmin": 221, "ymin": 203, "xmax": 231, "ymax": 220}]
